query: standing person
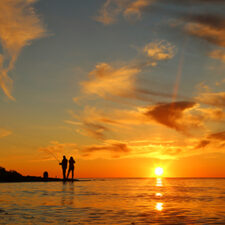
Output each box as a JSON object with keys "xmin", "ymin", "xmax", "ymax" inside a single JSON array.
[
  {"xmin": 59, "ymin": 155, "xmax": 68, "ymax": 181},
  {"xmin": 67, "ymin": 156, "xmax": 76, "ymax": 180}
]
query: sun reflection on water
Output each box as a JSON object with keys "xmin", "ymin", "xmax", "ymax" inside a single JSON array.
[
  {"xmin": 155, "ymin": 192, "xmax": 163, "ymax": 197},
  {"xmin": 156, "ymin": 177, "xmax": 163, "ymax": 187},
  {"xmin": 155, "ymin": 177, "xmax": 164, "ymax": 211},
  {"xmin": 155, "ymin": 202, "xmax": 163, "ymax": 211}
]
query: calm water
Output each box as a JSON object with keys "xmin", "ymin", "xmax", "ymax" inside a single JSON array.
[{"xmin": 0, "ymin": 178, "xmax": 225, "ymax": 224}]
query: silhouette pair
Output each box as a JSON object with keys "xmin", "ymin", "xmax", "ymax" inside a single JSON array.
[{"xmin": 59, "ymin": 156, "xmax": 75, "ymax": 181}]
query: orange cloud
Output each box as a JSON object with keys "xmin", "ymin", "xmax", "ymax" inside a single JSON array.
[
  {"xmin": 209, "ymin": 49, "xmax": 225, "ymax": 62},
  {"xmin": 124, "ymin": 0, "xmax": 155, "ymax": 20},
  {"xmin": 195, "ymin": 130, "xmax": 225, "ymax": 150},
  {"xmin": 0, "ymin": 0, "xmax": 46, "ymax": 99},
  {"xmin": 95, "ymin": 0, "xmax": 154, "ymax": 25},
  {"xmin": 185, "ymin": 21, "xmax": 225, "ymax": 48},
  {"xmin": 81, "ymin": 140, "xmax": 131, "ymax": 158},
  {"xmin": 80, "ymin": 40, "xmax": 176, "ymax": 102},
  {"xmin": 82, "ymin": 62, "xmax": 140, "ymax": 98},
  {"xmin": 143, "ymin": 40, "xmax": 175, "ymax": 62},
  {"xmin": 195, "ymin": 92, "xmax": 225, "ymax": 107},
  {"xmin": 80, "ymin": 138, "xmax": 202, "ymax": 160},
  {"xmin": 195, "ymin": 140, "xmax": 211, "ymax": 149},
  {"xmin": 209, "ymin": 131, "xmax": 225, "ymax": 140},
  {"xmin": 0, "ymin": 128, "xmax": 11, "ymax": 138},
  {"xmin": 196, "ymin": 107, "xmax": 225, "ymax": 121},
  {"xmin": 145, "ymin": 101, "xmax": 199, "ymax": 133}
]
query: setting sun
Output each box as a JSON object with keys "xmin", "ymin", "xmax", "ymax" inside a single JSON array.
[{"xmin": 155, "ymin": 167, "xmax": 164, "ymax": 176}]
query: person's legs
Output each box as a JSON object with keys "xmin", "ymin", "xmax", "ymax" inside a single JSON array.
[
  {"xmin": 67, "ymin": 168, "xmax": 71, "ymax": 179},
  {"xmin": 72, "ymin": 168, "xmax": 74, "ymax": 180},
  {"xmin": 63, "ymin": 168, "xmax": 66, "ymax": 180}
]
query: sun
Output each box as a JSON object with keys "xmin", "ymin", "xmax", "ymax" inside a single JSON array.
[{"xmin": 155, "ymin": 167, "xmax": 164, "ymax": 176}]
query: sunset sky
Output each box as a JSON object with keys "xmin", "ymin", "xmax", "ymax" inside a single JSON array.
[{"xmin": 0, "ymin": 0, "xmax": 225, "ymax": 178}]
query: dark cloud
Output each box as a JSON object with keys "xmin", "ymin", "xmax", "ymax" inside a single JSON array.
[
  {"xmin": 165, "ymin": 0, "xmax": 225, "ymax": 4},
  {"xmin": 184, "ymin": 15, "xmax": 225, "ymax": 48},
  {"xmin": 82, "ymin": 142, "xmax": 131, "ymax": 158},
  {"xmin": 145, "ymin": 101, "xmax": 196, "ymax": 132},
  {"xmin": 195, "ymin": 140, "xmax": 211, "ymax": 149},
  {"xmin": 208, "ymin": 131, "xmax": 225, "ymax": 140},
  {"xmin": 187, "ymin": 14, "xmax": 225, "ymax": 29},
  {"xmin": 195, "ymin": 131, "xmax": 225, "ymax": 149},
  {"xmin": 83, "ymin": 122, "xmax": 108, "ymax": 140}
]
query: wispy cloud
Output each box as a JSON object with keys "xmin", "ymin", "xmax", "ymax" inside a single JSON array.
[
  {"xmin": 185, "ymin": 14, "xmax": 225, "ymax": 48},
  {"xmin": 81, "ymin": 140, "xmax": 131, "ymax": 158},
  {"xmin": 80, "ymin": 40, "xmax": 176, "ymax": 102},
  {"xmin": 123, "ymin": 0, "xmax": 155, "ymax": 20},
  {"xmin": 39, "ymin": 141, "xmax": 77, "ymax": 161},
  {"xmin": 0, "ymin": 128, "xmax": 11, "ymax": 138},
  {"xmin": 95, "ymin": 0, "xmax": 155, "ymax": 25},
  {"xmin": 195, "ymin": 130, "xmax": 225, "ymax": 150},
  {"xmin": 209, "ymin": 131, "xmax": 225, "ymax": 140},
  {"xmin": 82, "ymin": 62, "xmax": 140, "ymax": 99},
  {"xmin": 0, "ymin": 0, "xmax": 46, "ymax": 99},
  {"xmin": 209, "ymin": 50, "xmax": 225, "ymax": 62},
  {"xmin": 195, "ymin": 92, "xmax": 225, "ymax": 107}
]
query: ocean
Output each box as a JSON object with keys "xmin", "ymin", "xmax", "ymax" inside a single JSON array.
[{"xmin": 0, "ymin": 178, "xmax": 224, "ymax": 224}]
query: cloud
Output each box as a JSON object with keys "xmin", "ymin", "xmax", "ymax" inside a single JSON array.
[
  {"xmin": 124, "ymin": 0, "xmax": 155, "ymax": 20},
  {"xmin": 209, "ymin": 49, "xmax": 225, "ymax": 62},
  {"xmin": 80, "ymin": 138, "xmax": 185, "ymax": 159},
  {"xmin": 94, "ymin": 0, "xmax": 124, "ymax": 25},
  {"xmin": 195, "ymin": 130, "xmax": 225, "ymax": 150},
  {"xmin": 96, "ymin": 0, "xmax": 225, "ymax": 25},
  {"xmin": 80, "ymin": 138, "xmax": 206, "ymax": 160},
  {"xmin": 80, "ymin": 41, "xmax": 176, "ymax": 102},
  {"xmin": 39, "ymin": 141, "xmax": 77, "ymax": 161},
  {"xmin": 82, "ymin": 62, "xmax": 140, "ymax": 98},
  {"xmin": 95, "ymin": 0, "xmax": 154, "ymax": 25},
  {"xmin": 81, "ymin": 122, "xmax": 109, "ymax": 140},
  {"xmin": 81, "ymin": 140, "xmax": 131, "ymax": 158},
  {"xmin": 66, "ymin": 106, "xmax": 113, "ymax": 140},
  {"xmin": 96, "ymin": 0, "xmax": 225, "ymax": 64},
  {"xmin": 0, "ymin": 128, "xmax": 12, "ymax": 138},
  {"xmin": 145, "ymin": 101, "xmax": 199, "ymax": 133},
  {"xmin": 195, "ymin": 92, "xmax": 225, "ymax": 107},
  {"xmin": 195, "ymin": 107, "xmax": 225, "ymax": 121},
  {"xmin": 195, "ymin": 140, "xmax": 211, "ymax": 149},
  {"xmin": 0, "ymin": 0, "xmax": 46, "ymax": 99},
  {"xmin": 208, "ymin": 131, "xmax": 225, "ymax": 140},
  {"xmin": 143, "ymin": 40, "xmax": 175, "ymax": 61},
  {"xmin": 185, "ymin": 21, "xmax": 225, "ymax": 48}
]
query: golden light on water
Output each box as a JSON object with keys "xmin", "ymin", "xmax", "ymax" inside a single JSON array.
[
  {"xmin": 155, "ymin": 202, "xmax": 163, "ymax": 211},
  {"xmin": 155, "ymin": 167, "xmax": 164, "ymax": 176},
  {"xmin": 156, "ymin": 177, "xmax": 163, "ymax": 187},
  {"xmin": 155, "ymin": 192, "xmax": 163, "ymax": 197}
]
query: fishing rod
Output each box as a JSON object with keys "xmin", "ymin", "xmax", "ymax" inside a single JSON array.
[{"xmin": 44, "ymin": 149, "xmax": 60, "ymax": 163}]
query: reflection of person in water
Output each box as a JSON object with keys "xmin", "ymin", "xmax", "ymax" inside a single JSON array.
[
  {"xmin": 59, "ymin": 155, "xmax": 68, "ymax": 181},
  {"xmin": 67, "ymin": 156, "xmax": 75, "ymax": 180}
]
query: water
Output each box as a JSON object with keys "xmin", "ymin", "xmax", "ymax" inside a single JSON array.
[{"xmin": 0, "ymin": 178, "xmax": 224, "ymax": 224}]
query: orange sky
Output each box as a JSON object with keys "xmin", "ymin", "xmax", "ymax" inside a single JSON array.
[{"xmin": 0, "ymin": 0, "xmax": 225, "ymax": 178}]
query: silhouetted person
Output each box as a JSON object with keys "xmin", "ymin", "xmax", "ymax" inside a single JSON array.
[
  {"xmin": 59, "ymin": 155, "xmax": 68, "ymax": 180},
  {"xmin": 67, "ymin": 156, "xmax": 75, "ymax": 180},
  {"xmin": 43, "ymin": 171, "xmax": 48, "ymax": 179}
]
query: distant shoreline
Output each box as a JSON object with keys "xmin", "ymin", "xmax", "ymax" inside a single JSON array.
[
  {"xmin": 0, "ymin": 166, "xmax": 90, "ymax": 183},
  {"xmin": 0, "ymin": 176, "xmax": 81, "ymax": 183}
]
